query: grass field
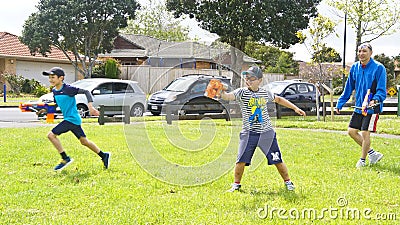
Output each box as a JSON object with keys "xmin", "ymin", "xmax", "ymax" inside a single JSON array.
[{"xmin": 1, "ymin": 116, "xmax": 400, "ymax": 224}]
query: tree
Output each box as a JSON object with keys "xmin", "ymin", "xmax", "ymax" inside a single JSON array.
[
  {"xmin": 20, "ymin": 0, "xmax": 139, "ymax": 78},
  {"xmin": 311, "ymin": 46, "xmax": 342, "ymax": 62},
  {"xmin": 121, "ymin": 0, "xmax": 189, "ymax": 42},
  {"xmin": 327, "ymin": 0, "xmax": 400, "ymax": 61},
  {"xmin": 166, "ymin": 0, "xmax": 321, "ymax": 87},
  {"xmin": 297, "ymin": 14, "xmax": 338, "ymax": 81},
  {"xmin": 244, "ymin": 41, "xmax": 299, "ymax": 75},
  {"xmin": 374, "ymin": 53, "xmax": 395, "ymax": 88},
  {"xmin": 297, "ymin": 14, "xmax": 338, "ymax": 121}
]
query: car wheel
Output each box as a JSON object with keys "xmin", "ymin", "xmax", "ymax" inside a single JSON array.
[
  {"xmin": 130, "ymin": 104, "xmax": 144, "ymax": 117},
  {"xmin": 77, "ymin": 104, "xmax": 88, "ymax": 118}
]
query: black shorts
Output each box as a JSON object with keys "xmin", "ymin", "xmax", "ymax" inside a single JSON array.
[
  {"xmin": 348, "ymin": 112, "xmax": 379, "ymax": 132},
  {"xmin": 52, "ymin": 120, "xmax": 86, "ymax": 139}
]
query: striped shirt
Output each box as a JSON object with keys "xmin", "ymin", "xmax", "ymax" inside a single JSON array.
[{"xmin": 233, "ymin": 87, "xmax": 274, "ymax": 133}]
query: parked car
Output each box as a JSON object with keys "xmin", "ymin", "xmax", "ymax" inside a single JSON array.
[
  {"xmin": 147, "ymin": 74, "xmax": 234, "ymax": 116},
  {"xmin": 39, "ymin": 78, "xmax": 146, "ymax": 117},
  {"xmin": 263, "ymin": 80, "xmax": 319, "ymax": 112}
]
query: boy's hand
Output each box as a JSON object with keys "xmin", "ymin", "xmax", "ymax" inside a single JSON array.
[
  {"xmin": 88, "ymin": 103, "xmax": 99, "ymax": 116},
  {"xmin": 36, "ymin": 108, "xmax": 47, "ymax": 115},
  {"xmin": 294, "ymin": 108, "xmax": 306, "ymax": 117}
]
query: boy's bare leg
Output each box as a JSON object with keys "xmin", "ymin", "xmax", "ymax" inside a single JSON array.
[
  {"xmin": 79, "ymin": 137, "xmax": 101, "ymax": 154},
  {"xmin": 47, "ymin": 131, "xmax": 64, "ymax": 153},
  {"xmin": 275, "ymin": 162, "xmax": 290, "ymax": 181},
  {"xmin": 234, "ymin": 162, "xmax": 246, "ymax": 183}
]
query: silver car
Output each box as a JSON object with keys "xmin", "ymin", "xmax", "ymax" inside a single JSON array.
[{"xmin": 39, "ymin": 78, "xmax": 146, "ymax": 117}]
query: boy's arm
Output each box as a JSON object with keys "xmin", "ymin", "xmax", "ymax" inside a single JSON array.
[
  {"xmin": 77, "ymin": 89, "xmax": 99, "ymax": 116},
  {"xmin": 274, "ymin": 95, "xmax": 306, "ymax": 116},
  {"xmin": 220, "ymin": 90, "xmax": 236, "ymax": 101}
]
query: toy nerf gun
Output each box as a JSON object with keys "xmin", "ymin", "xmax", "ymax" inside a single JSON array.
[
  {"xmin": 204, "ymin": 79, "xmax": 228, "ymax": 99},
  {"xmin": 352, "ymin": 89, "xmax": 380, "ymax": 116},
  {"xmin": 19, "ymin": 102, "xmax": 57, "ymax": 122}
]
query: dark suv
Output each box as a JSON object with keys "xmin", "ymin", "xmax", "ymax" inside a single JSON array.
[
  {"xmin": 263, "ymin": 80, "xmax": 320, "ymax": 112},
  {"xmin": 147, "ymin": 74, "xmax": 234, "ymax": 115}
]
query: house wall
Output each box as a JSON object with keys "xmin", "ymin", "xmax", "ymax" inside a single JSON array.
[{"xmin": 16, "ymin": 60, "xmax": 77, "ymax": 86}]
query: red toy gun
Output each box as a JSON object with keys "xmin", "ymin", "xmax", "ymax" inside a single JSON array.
[
  {"xmin": 204, "ymin": 79, "xmax": 228, "ymax": 99},
  {"xmin": 19, "ymin": 102, "xmax": 57, "ymax": 122}
]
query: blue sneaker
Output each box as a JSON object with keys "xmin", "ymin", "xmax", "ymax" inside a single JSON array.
[
  {"xmin": 102, "ymin": 152, "xmax": 111, "ymax": 169},
  {"xmin": 54, "ymin": 157, "xmax": 73, "ymax": 171}
]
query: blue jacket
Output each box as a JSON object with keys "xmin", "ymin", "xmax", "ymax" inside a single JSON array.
[{"xmin": 336, "ymin": 58, "xmax": 386, "ymax": 114}]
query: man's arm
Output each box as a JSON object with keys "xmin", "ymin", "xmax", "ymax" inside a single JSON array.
[{"xmin": 274, "ymin": 95, "xmax": 306, "ymax": 116}]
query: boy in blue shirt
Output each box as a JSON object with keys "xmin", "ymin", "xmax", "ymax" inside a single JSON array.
[{"xmin": 42, "ymin": 67, "xmax": 110, "ymax": 171}]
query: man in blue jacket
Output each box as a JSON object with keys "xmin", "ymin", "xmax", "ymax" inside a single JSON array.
[{"xmin": 335, "ymin": 43, "xmax": 387, "ymax": 168}]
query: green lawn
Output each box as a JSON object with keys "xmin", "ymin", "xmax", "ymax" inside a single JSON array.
[{"xmin": 0, "ymin": 117, "xmax": 399, "ymax": 224}]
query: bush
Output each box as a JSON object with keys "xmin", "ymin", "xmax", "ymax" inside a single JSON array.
[
  {"xmin": 2, "ymin": 73, "xmax": 25, "ymax": 95},
  {"xmin": 105, "ymin": 59, "xmax": 119, "ymax": 79},
  {"xmin": 2, "ymin": 73, "xmax": 49, "ymax": 96},
  {"xmin": 92, "ymin": 58, "xmax": 121, "ymax": 78},
  {"xmin": 33, "ymin": 85, "xmax": 50, "ymax": 97}
]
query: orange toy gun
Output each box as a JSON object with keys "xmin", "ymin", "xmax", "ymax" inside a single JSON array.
[
  {"xmin": 204, "ymin": 79, "xmax": 228, "ymax": 99},
  {"xmin": 19, "ymin": 102, "xmax": 57, "ymax": 122}
]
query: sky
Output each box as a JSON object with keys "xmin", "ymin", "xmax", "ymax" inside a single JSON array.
[{"xmin": 1, "ymin": 0, "xmax": 399, "ymax": 63}]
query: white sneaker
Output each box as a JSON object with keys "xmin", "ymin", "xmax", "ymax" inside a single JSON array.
[
  {"xmin": 369, "ymin": 152, "xmax": 383, "ymax": 165},
  {"xmin": 227, "ymin": 183, "xmax": 241, "ymax": 192},
  {"xmin": 356, "ymin": 159, "xmax": 366, "ymax": 168},
  {"xmin": 285, "ymin": 181, "xmax": 295, "ymax": 191}
]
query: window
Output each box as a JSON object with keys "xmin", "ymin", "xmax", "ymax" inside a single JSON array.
[
  {"xmin": 95, "ymin": 83, "xmax": 113, "ymax": 94},
  {"xmin": 191, "ymin": 82, "xmax": 207, "ymax": 93},
  {"xmin": 298, "ymin": 84, "xmax": 308, "ymax": 93},
  {"xmin": 114, "ymin": 83, "xmax": 134, "ymax": 94},
  {"xmin": 285, "ymin": 85, "xmax": 297, "ymax": 95}
]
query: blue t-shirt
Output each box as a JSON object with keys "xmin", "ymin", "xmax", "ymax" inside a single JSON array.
[{"xmin": 53, "ymin": 84, "xmax": 82, "ymax": 125}]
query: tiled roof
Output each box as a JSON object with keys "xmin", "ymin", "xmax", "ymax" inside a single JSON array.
[{"xmin": 0, "ymin": 32, "xmax": 72, "ymax": 60}]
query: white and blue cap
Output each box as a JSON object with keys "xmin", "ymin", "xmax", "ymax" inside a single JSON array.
[{"xmin": 241, "ymin": 66, "xmax": 263, "ymax": 79}]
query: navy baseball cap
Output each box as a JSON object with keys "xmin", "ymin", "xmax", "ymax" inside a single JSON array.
[
  {"xmin": 42, "ymin": 67, "xmax": 65, "ymax": 77},
  {"xmin": 241, "ymin": 66, "xmax": 263, "ymax": 79}
]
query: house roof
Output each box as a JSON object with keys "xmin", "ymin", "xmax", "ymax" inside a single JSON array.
[
  {"xmin": 112, "ymin": 34, "xmax": 260, "ymax": 63},
  {"xmin": 0, "ymin": 32, "xmax": 72, "ymax": 61}
]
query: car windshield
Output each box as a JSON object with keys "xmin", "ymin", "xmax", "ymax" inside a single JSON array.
[
  {"xmin": 265, "ymin": 82, "xmax": 291, "ymax": 94},
  {"xmin": 71, "ymin": 79, "xmax": 101, "ymax": 90},
  {"xmin": 164, "ymin": 77, "xmax": 196, "ymax": 92}
]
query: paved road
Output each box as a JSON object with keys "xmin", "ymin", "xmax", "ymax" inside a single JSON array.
[
  {"xmin": 0, "ymin": 107, "xmax": 53, "ymax": 128},
  {"xmin": 0, "ymin": 107, "xmax": 153, "ymax": 128}
]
